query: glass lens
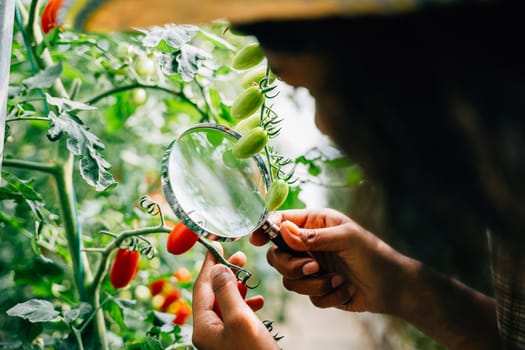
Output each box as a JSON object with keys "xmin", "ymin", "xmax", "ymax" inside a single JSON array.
[{"xmin": 161, "ymin": 124, "xmax": 270, "ymax": 240}]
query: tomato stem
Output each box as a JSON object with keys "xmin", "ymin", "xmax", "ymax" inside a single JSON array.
[
  {"xmin": 85, "ymin": 83, "xmax": 205, "ymax": 120},
  {"xmin": 196, "ymin": 236, "xmax": 255, "ymax": 284}
]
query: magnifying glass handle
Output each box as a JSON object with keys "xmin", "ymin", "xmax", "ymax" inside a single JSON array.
[{"xmin": 260, "ymin": 220, "xmax": 310, "ymax": 257}]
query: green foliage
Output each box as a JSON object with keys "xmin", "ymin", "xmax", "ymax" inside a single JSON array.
[{"xmin": 0, "ymin": 1, "xmax": 358, "ymax": 349}]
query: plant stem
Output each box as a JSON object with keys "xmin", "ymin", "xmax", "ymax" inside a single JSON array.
[
  {"xmin": 54, "ymin": 154, "xmax": 85, "ymax": 297},
  {"xmin": 2, "ymin": 158, "xmax": 58, "ymax": 174},
  {"xmin": 85, "ymin": 83, "xmax": 204, "ymax": 118},
  {"xmin": 196, "ymin": 236, "xmax": 253, "ymax": 283},
  {"xmin": 6, "ymin": 116, "xmax": 49, "ymax": 123},
  {"xmin": 71, "ymin": 327, "xmax": 85, "ymax": 350}
]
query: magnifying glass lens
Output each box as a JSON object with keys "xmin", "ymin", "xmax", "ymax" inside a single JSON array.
[{"xmin": 162, "ymin": 125, "xmax": 269, "ymax": 240}]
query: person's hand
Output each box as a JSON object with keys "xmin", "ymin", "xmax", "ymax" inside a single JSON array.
[
  {"xmin": 192, "ymin": 243, "xmax": 280, "ymax": 350},
  {"xmin": 251, "ymin": 208, "xmax": 407, "ymax": 315}
]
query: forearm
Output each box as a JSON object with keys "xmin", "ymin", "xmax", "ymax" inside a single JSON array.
[{"xmin": 392, "ymin": 255, "xmax": 500, "ymax": 350}]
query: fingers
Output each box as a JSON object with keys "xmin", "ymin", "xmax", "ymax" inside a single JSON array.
[
  {"xmin": 267, "ymin": 245, "xmax": 319, "ymax": 279},
  {"xmin": 228, "ymin": 250, "xmax": 247, "ymax": 267},
  {"xmin": 309, "ymin": 284, "xmax": 357, "ymax": 309},
  {"xmin": 249, "ymin": 229, "xmax": 270, "ymax": 246},
  {"xmin": 280, "ymin": 219, "xmax": 360, "ymax": 252},
  {"xmin": 282, "ymin": 273, "xmax": 341, "ymax": 296},
  {"xmin": 278, "ymin": 208, "xmax": 348, "ymax": 228},
  {"xmin": 192, "ymin": 244, "xmax": 225, "ymax": 345},
  {"xmin": 211, "ymin": 264, "xmax": 254, "ymax": 322}
]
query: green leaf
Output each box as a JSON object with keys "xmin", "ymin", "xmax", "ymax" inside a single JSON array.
[
  {"xmin": 63, "ymin": 302, "xmax": 92, "ymax": 325},
  {"xmin": 0, "ymin": 211, "xmax": 24, "ymax": 229},
  {"xmin": 22, "ymin": 63, "xmax": 63, "ymax": 90},
  {"xmin": 46, "ymin": 93, "xmax": 97, "ymax": 113},
  {"xmin": 105, "ymin": 299, "xmax": 126, "ymax": 331},
  {"xmin": 139, "ymin": 24, "xmax": 199, "ymax": 49},
  {"xmin": 143, "ymin": 336, "xmax": 163, "ymax": 350},
  {"xmin": 0, "ymin": 171, "xmax": 42, "ymax": 202},
  {"xmin": 179, "ymin": 45, "xmax": 211, "ymax": 81},
  {"xmin": 111, "ymin": 297, "xmax": 137, "ymax": 309},
  {"xmin": 198, "ymin": 29, "xmax": 236, "ymax": 51},
  {"xmin": 47, "ymin": 111, "xmax": 117, "ymax": 191},
  {"xmin": 6, "ymin": 299, "xmax": 60, "ymax": 323},
  {"xmin": 307, "ymin": 163, "xmax": 322, "ymax": 176}
]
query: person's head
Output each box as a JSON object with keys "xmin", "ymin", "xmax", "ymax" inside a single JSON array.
[{"xmin": 232, "ymin": 1, "xmax": 525, "ymax": 244}]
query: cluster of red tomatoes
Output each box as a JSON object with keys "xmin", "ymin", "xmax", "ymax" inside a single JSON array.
[{"xmin": 149, "ymin": 267, "xmax": 193, "ymax": 326}]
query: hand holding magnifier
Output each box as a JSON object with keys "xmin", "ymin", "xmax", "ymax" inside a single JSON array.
[{"xmin": 161, "ymin": 123, "xmax": 301, "ymax": 254}]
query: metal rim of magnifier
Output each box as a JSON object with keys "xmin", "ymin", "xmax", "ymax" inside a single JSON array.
[{"xmin": 161, "ymin": 122, "xmax": 272, "ymax": 242}]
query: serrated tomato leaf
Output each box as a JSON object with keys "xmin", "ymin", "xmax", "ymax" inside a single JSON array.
[
  {"xmin": 139, "ymin": 24, "xmax": 198, "ymax": 49},
  {"xmin": 47, "ymin": 111, "xmax": 116, "ymax": 191},
  {"xmin": 63, "ymin": 302, "xmax": 92, "ymax": 325},
  {"xmin": 22, "ymin": 63, "xmax": 62, "ymax": 90},
  {"xmin": 6, "ymin": 299, "xmax": 60, "ymax": 323},
  {"xmin": 46, "ymin": 93, "xmax": 97, "ymax": 113}
]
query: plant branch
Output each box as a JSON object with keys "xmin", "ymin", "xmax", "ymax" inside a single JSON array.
[
  {"xmin": 2, "ymin": 158, "xmax": 58, "ymax": 174},
  {"xmin": 84, "ymin": 83, "xmax": 205, "ymax": 118},
  {"xmin": 6, "ymin": 116, "xmax": 49, "ymax": 123},
  {"xmin": 196, "ymin": 236, "xmax": 253, "ymax": 284},
  {"xmin": 89, "ymin": 225, "xmax": 172, "ymax": 293}
]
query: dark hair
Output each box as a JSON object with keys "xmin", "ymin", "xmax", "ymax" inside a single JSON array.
[{"xmin": 235, "ymin": 0, "xmax": 525, "ymax": 291}]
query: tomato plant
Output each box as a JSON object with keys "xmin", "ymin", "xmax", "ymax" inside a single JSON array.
[{"xmin": 0, "ymin": 1, "xmax": 360, "ymax": 348}]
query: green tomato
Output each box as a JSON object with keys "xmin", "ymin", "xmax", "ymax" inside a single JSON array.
[
  {"xmin": 232, "ymin": 126, "xmax": 268, "ymax": 159},
  {"xmin": 232, "ymin": 43, "xmax": 265, "ymax": 70},
  {"xmin": 242, "ymin": 66, "xmax": 276, "ymax": 89},
  {"xmin": 130, "ymin": 88, "xmax": 147, "ymax": 105},
  {"xmin": 235, "ymin": 114, "xmax": 261, "ymax": 135},
  {"xmin": 231, "ymin": 86, "xmax": 265, "ymax": 120},
  {"xmin": 134, "ymin": 55, "xmax": 156, "ymax": 77},
  {"xmin": 265, "ymin": 179, "xmax": 289, "ymax": 211}
]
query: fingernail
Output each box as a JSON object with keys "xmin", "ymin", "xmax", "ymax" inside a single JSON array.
[
  {"xmin": 331, "ymin": 275, "xmax": 344, "ymax": 288},
  {"xmin": 282, "ymin": 220, "xmax": 301, "ymax": 236},
  {"xmin": 302, "ymin": 261, "xmax": 319, "ymax": 275}
]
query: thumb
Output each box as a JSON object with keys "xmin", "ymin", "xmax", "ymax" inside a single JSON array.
[
  {"xmin": 211, "ymin": 264, "xmax": 251, "ymax": 320},
  {"xmin": 280, "ymin": 220, "xmax": 353, "ymax": 252}
]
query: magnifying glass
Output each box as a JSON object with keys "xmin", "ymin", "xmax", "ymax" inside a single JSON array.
[{"xmin": 161, "ymin": 122, "xmax": 298, "ymax": 254}]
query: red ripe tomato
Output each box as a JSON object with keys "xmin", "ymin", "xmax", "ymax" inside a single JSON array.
[
  {"xmin": 170, "ymin": 299, "xmax": 192, "ymax": 326},
  {"xmin": 213, "ymin": 280, "xmax": 248, "ymax": 319},
  {"xmin": 166, "ymin": 222, "xmax": 199, "ymax": 255},
  {"xmin": 160, "ymin": 288, "xmax": 182, "ymax": 312},
  {"xmin": 109, "ymin": 248, "xmax": 140, "ymax": 289},
  {"xmin": 149, "ymin": 278, "xmax": 168, "ymax": 296},
  {"xmin": 41, "ymin": 0, "xmax": 64, "ymax": 34}
]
